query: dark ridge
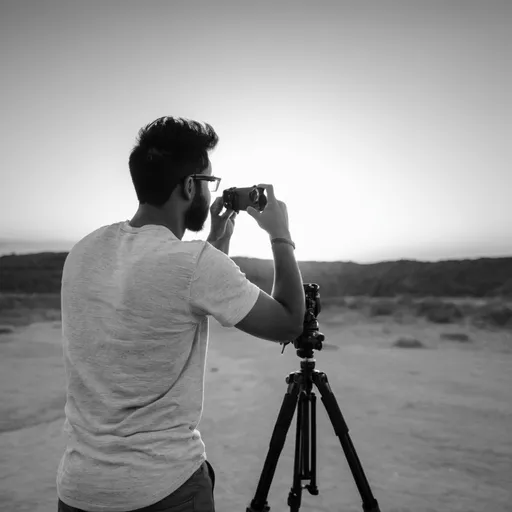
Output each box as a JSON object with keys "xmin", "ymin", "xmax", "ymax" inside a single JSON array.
[{"xmin": 1, "ymin": 252, "xmax": 511, "ymax": 298}]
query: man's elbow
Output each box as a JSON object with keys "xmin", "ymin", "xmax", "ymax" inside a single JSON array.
[{"xmin": 287, "ymin": 323, "xmax": 304, "ymax": 340}]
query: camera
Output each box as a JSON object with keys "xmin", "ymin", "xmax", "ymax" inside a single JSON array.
[{"xmin": 222, "ymin": 186, "xmax": 268, "ymax": 213}]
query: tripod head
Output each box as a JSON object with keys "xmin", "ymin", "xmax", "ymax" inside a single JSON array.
[{"xmin": 280, "ymin": 283, "xmax": 325, "ymax": 358}]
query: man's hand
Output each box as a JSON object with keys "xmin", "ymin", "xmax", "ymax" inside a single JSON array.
[{"xmin": 207, "ymin": 197, "xmax": 237, "ymax": 243}]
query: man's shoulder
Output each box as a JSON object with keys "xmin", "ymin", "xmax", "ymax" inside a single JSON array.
[
  {"xmin": 193, "ymin": 242, "xmax": 244, "ymax": 278},
  {"xmin": 66, "ymin": 223, "xmax": 120, "ymax": 258}
]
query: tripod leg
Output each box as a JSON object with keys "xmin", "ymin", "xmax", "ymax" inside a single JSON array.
[
  {"xmin": 302, "ymin": 391, "xmax": 309, "ymax": 479},
  {"xmin": 308, "ymin": 392, "xmax": 318, "ymax": 495},
  {"xmin": 246, "ymin": 373, "xmax": 301, "ymax": 512},
  {"xmin": 312, "ymin": 372, "xmax": 381, "ymax": 512},
  {"xmin": 287, "ymin": 391, "xmax": 307, "ymax": 512}
]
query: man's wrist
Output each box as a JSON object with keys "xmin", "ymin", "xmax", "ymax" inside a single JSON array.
[
  {"xmin": 271, "ymin": 237, "xmax": 296, "ymax": 250},
  {"xmin": 268, "ymin": 231, "xmax": 291, "ymax": 241}
]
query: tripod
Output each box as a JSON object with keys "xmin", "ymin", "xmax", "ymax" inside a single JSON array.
[{"xmin": 246, "ymin": 285, "xmax": 381, "ymax": 512}]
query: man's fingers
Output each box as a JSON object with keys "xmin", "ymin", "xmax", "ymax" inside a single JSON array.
[
  {"xmin": 257, "ymin": 183, "xmax": 275, "ymax": 202},
  {"xmin": 210, "ymin": 197, "xmax": 223, "ymax": 214},
  {"xmin": 221, "ymin": 208, "xmax": 235, "ymax": 219}
]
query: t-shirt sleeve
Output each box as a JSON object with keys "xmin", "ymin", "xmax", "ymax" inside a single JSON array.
[{"xmin": 189, "ymin": 242, "xmax": 261, "ymax": 327}]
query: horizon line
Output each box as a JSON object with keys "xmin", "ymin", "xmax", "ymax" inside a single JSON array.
[{"xmin": 1, "ymin": 248, "xmax": 511, "ymax": 266}]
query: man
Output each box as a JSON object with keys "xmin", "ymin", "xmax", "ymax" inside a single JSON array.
[{"xmin": 57, "ymin": 116, "xmax": 305, "ymax": 512}]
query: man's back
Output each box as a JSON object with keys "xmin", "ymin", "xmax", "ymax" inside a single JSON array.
[{"xmin": 57, "ymin": 220, "xmax": 259, "ymax": 512}]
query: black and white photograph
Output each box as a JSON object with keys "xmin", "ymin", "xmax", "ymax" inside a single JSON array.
[{"xmin": 1, "ymin": 1, "xmax": 511, "ymax": 511}]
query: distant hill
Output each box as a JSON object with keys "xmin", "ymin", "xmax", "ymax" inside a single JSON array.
[
  {"xmin": 1, "ymin": 251, "xmax": 511, "ymax": 298},
  {"xmin": 0, "ymin": 238, "xmax": 74, "ymax": 256}
]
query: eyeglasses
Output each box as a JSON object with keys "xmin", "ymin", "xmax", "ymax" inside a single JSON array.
[{"xmin": 189, "ymin": 174, "xmax": 222, "ymax": 193}]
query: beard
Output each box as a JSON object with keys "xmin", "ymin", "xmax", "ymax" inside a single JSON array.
[{"xmin": 184, "ymin": 188, "xmax": 210, "ymax": 232}]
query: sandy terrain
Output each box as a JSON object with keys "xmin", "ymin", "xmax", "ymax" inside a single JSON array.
[{"xmin": 1, "ymin": 307, "xmax": 511, "ymax": 512}]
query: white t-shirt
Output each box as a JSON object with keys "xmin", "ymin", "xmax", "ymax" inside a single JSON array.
[{"xmin": 56, "ymin": 220, "xmax": 260, "ymax": 512}]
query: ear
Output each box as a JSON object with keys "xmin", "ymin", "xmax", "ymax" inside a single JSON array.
[{"xmin": 181, "ymin": 177, "xmax": 194, "ymax": 200}]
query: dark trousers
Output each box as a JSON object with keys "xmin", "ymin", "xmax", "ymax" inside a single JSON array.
[{"xmin": 58, "ymin": 460, "xmax": 216, "ymax": 512}]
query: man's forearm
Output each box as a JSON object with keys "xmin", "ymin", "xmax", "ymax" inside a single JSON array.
[{"xmin": 271, "ymin": 239, "xmax": 305, "ymax": 327}]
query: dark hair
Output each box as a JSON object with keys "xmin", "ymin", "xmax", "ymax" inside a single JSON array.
[{"xmin": 129, "ymin": 116, "xmax": 219, "ymax": 206}]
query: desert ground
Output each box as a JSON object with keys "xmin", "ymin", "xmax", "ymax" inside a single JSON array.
[{"xmin": 0, "ymin": 296, "xmax": 511, "ymax": 512}]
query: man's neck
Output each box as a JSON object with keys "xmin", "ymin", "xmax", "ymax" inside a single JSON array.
[{"xmin": 129, "ymin": 209, "xmax": 184, "ymax": 239}]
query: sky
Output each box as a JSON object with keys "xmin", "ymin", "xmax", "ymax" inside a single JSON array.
[{"xmin": 1, "ymin": 0, "xmax": 510, "ymax": 263}]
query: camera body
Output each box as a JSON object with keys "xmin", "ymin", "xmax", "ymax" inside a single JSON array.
[{"xmin": 222, "ymin": 186, "xmax": 268, "ymax": 213}]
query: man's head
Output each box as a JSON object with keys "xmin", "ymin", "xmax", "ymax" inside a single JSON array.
[{"xmin": 129, "ymin": 116, "xmax": 219, "ymax": 233}]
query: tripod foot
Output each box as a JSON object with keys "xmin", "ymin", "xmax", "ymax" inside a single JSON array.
[
  {"xmin": 362, "ymin": 500, "xmax": 381, "ymax": 512},
  {"xmin": 306, "ymin": 484, "xmax": 318, "ymax": 495},
  {"xmin": 246, "ymin": 502, "xmax": 270, "ymax": 512}
]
